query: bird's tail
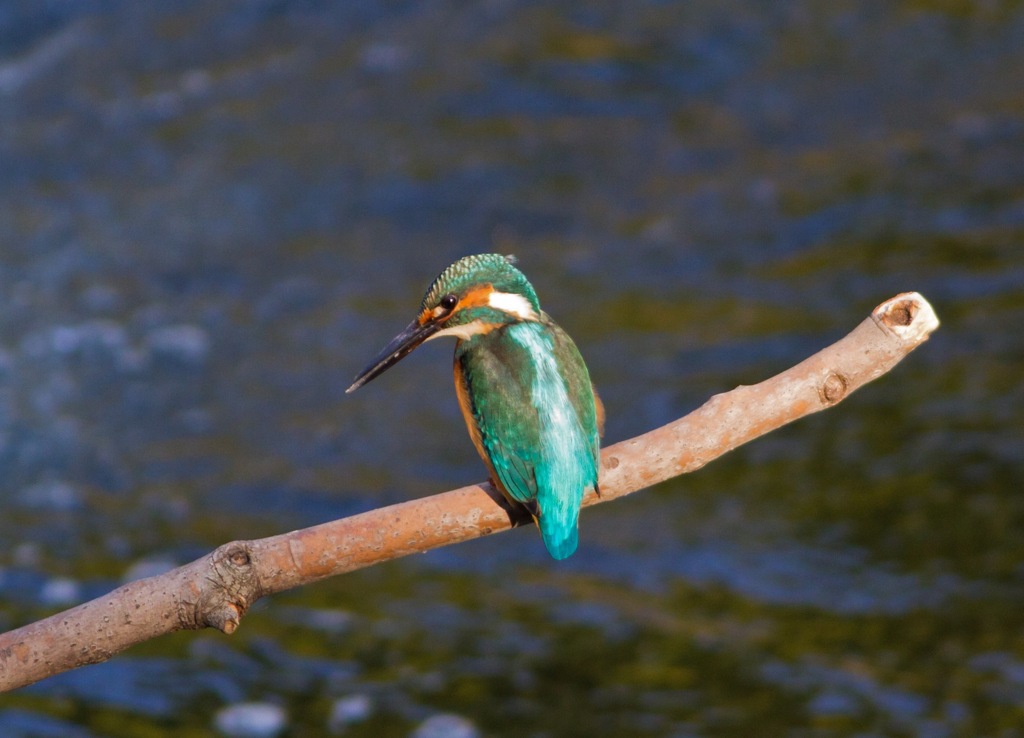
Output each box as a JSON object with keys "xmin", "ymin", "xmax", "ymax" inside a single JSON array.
[{"xmin": 538, "ymin": 511, "xmax": 579, "ymax": 560}]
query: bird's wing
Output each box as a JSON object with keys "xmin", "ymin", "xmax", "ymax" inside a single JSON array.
[{"xmin": 454, "ymin": 335, "xmax": 541, "ymax": 506}]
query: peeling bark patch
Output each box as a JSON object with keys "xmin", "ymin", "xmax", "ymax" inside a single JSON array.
[{"xmin": 0, "ymin": 643, "xmax": 30, "ymax": 665}]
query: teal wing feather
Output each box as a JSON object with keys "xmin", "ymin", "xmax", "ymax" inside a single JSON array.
[{"xmin": 455, "ymin": 331, "xmax": 542, "ymax": 507}]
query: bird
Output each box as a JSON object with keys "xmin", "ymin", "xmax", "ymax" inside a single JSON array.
[{"xmin": 346, "ymin": 253, "xmax": 603, "ymax": 559}]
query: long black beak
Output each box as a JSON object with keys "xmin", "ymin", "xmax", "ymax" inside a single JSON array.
[{"xmin": 346, "ymin": 318, "xmax": 439, "ymax": 393}]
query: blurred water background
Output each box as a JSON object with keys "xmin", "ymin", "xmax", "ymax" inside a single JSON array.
[{"xmin": 1, "ymin": 1, "xmax": 1023, "ymax": 736}]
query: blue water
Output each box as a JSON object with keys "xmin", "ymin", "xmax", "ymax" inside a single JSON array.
[{"xmin": 1, "ymin": 1, "xmax": 1023, "ymax": 736}]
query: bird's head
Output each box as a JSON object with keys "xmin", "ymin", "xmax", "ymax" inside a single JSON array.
[{"xmin": 347, "ymin": 254, "xmax": 540, "ymax": 392}]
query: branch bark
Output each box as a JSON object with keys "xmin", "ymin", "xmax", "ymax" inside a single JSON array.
[{"xmin": 0, "ymin": 292, "xmax": 939, "ymax": 692}]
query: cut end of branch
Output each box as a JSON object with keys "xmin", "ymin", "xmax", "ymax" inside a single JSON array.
[
  {"xmin": 206, "ymin": 605, "xmax": 241, "ymax": 634},
  {"xmin": 872, "ymin": 292, "xmax": 939, "ymax": 343}
]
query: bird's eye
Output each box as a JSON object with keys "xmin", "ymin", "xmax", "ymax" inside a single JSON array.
[{"xmin": 439, "ymin": 294, "xmax": 458, "ymax": 311}]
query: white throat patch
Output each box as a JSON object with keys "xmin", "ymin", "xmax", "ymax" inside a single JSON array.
[{"xmin": 428, "ymin": 320, "xmax": 493, "ymax": 341}]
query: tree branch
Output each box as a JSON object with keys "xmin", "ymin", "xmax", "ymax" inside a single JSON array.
[{"xmin": 0, "ymin": 292, "xmax": 939, "ymax": 692}]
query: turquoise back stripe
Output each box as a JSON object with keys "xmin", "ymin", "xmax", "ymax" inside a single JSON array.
[{"xmin": 510, "ymin": 323, "xmax": 596, "ymax": 559}]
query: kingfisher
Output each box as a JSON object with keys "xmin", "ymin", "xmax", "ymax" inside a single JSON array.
[{"xmin": 347, "ymin": 254, "xmax": 603, "ymax": 559}]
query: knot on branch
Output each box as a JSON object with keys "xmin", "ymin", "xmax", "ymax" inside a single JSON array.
[
  {"xmin": 819, "ymin": 372, "xmax": 848, "ymax": 405},
  {"xmin": 199, "ymin": 542, "xmax": 261, "ymax": 635}
]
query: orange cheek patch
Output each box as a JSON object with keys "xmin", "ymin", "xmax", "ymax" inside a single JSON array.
[{"xmin": 459, "ymin": 284, "xmax": 495, "ymax": 309}]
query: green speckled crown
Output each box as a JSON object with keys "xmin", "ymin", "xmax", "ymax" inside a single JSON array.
[{"xmin": 420, "ymin": 254, "xmax": 541, "ymax": 312}]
